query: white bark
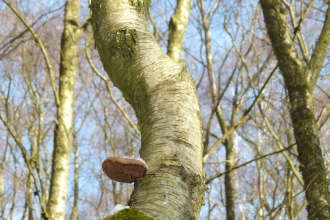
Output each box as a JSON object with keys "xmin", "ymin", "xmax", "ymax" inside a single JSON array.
[{"xmin": 91, "ymin": 0, "xmax": 205, "ymax": 218}]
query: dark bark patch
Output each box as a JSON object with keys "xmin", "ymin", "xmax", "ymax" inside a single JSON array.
[
  {"xmin": 113, "ymin": 28, "xmax": 137, "ymax": 59},
  {"xmin": 128, "ymin": 0, "xmax": 150, "ymax": 14}
]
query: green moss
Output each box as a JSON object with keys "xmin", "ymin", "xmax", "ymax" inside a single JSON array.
[
  {"xmin": 89, "ymin": 2, "xmax": 103, "ymax": 11},
  {"xmin": 103, "ymin": 207, "xmax": 153, "ymax": 220}
]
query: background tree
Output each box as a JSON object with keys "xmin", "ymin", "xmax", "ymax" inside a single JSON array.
[
  {"xmin": 261, "ymin": 0, "xmax": 330, "ymax": 219},
  {"xmin": 46, "ymin": 0, "xmax": 86, "ymax": 218},
  {"xmin": 1, "ymin": 0, "xmax": 86, "ymax": 218}
]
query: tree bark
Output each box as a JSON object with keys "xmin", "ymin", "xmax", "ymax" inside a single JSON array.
[
  {"xmin": 46, "ymin": 0, "xmax": 83, "ymax": 219},
  {"xmin": 167, "ymin": 0, "xmax": 191, "ymax": 63},
  {"xmin": 91, "ymin": 0, "xmax": 205, "ymax": 219},
  {"xmin": 260, "ymin": 0, "xmax": 330, "ymax": 219}
]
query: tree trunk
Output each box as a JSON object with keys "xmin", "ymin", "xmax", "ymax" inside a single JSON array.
[
  {"xmin": 91, "ymin": 0, "xmax": 205, "ymax": 219},
  {"xmin": 198, "ymin": 0, "xmax": 236, "ymax": 218},
  {"xmin": 224, "ymin": 135, "xmax": 235, "ymax": 220},
  {"xmin": 167, "ymin": 0, "xmax": 191, "ymax": 63},
  {"xmin": 260, "ymin": 0, "xmax": 330, "ymax": 219},
  {"xmin": 46, "ymin": 0, "xmax": 83, "ymax": 219}
]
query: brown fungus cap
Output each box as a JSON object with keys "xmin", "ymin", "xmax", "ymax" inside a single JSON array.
[{"xmin": 102, "ymin": 157, "xmax": 148, "ymax": 183}]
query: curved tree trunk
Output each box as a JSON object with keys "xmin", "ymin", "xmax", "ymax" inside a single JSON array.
[
  {"xmin": 46, "ymin": 0, "xmax": 83, "ymax": 219},
  {"xmin": 91, "ymin": 0, "xmax": 205, "ymax": 219},
  {"xmin": 260, "ymin": 0, "xmax": 330, "ymax": 219}
]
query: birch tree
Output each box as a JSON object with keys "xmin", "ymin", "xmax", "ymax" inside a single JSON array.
[
  {"xmin": 1, "ymin": 0, "xmax": 330, "ymax": 219},
  {"xmin": 90, "ymin": 0, "xmax": 205, "ymax": 218},
  {"xmin": 46, "ymin": 0, "xmax": 85, "ymax": 218}
]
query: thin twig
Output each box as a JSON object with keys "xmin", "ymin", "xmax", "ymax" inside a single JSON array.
[
  {"xmin": 85, "ymin": 34, "xmax": 141, "ymax": 136},
  {"xmin": 0, "ymin": 114, "xmax": 48, "ymax": 218},
  {"xmin": 205, "ymin": 144, "xmax": 295, "ymax": 184},
  {"xmin": 203, "ymin": 65, "xmax": 278, "ymax": 162},
  {"xmin": 3, "ymin": 0, "xmax": 60, "ymax": 107}
]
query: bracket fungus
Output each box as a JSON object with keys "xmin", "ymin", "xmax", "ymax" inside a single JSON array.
[{"xmin": 102, "ymin": 157, "xmax": 148, "ymax": 183}]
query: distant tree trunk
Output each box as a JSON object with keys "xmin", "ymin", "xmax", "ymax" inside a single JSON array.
[
  {"xmin": 91, "ymin": 0, "xmax": 205, "ymax": 218},
  {"xmin": 46, "ymin": 0, "xmax": 83, "ymax": 219},
  {"xmin": 167, "ymin": 0, "xmax": 191, "ymax": 63},
  {"xmin": 198, "ymin": 0, "xmax": 236, "ymax": 218},
  {"xmin": 224, "ymin": 134, "xmax": 235, "ymax": 219},
  {"xmin": 261, "ymin": 0, "xmax": 330, "ymax": 219}
]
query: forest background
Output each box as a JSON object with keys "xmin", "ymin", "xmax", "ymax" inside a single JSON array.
[{"xmin": 1, "ymin": 0, "xmax": 330, "ymax": 219}]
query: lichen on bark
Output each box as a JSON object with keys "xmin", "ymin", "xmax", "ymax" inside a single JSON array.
[
  {"xmin": 103, "ymin": 207, "xmax": 153, "ymax": 220},
  {"xmin": 260, "ymin": 0, "xmax": 330, "ymax": 219},
  {"xmin": 91, "ymin": 0, "xmax": 205, "ymax": 218}
]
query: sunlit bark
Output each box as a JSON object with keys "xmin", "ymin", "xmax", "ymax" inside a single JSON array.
[
  {"xmin": 91, "ymin": 0, "xmax": 205, "ymax": 218},
  {"xmin": 167, "ymin": 0, "xmax": 191, "ymax": 62},
  {"xmin": 46, "ymin": 0, "xmax": 84, "ymax": 219}
]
